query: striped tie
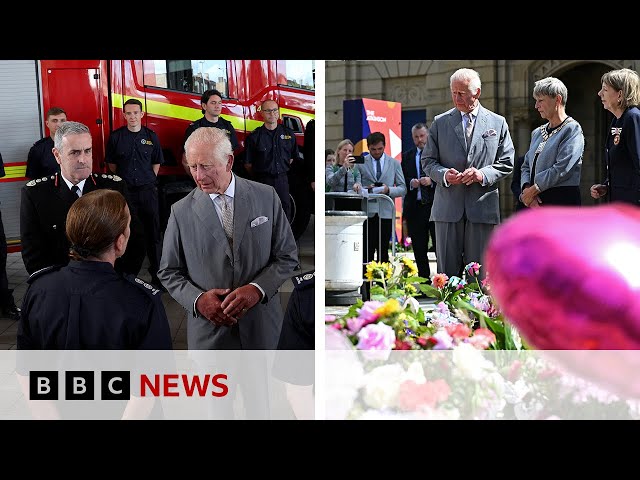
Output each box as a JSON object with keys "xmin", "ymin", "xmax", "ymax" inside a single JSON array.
[{"xmin": 216, "ymin": 194, "xmax": 234, "ymax": 247}]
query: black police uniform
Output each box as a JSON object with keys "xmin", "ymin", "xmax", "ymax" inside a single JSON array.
[
  {"xmin": 244, "ymin": 124, "xmax": 300, "ymax": 222},
  {"xmin": 17, "ymin": 261, "xmax": 172, "ymax": 349},
  {"xmin": 20, "ymin": 172, "xmax": 146, "ymax": 276},
  {"xmin": 277, "ymin": 270, "xmax": 315, "ymax": 350},
  {"xmin": 183, "ymin": 116, "xmax": 246, "ymax": 177},
  {"xmin": 26, "ymin": 136, "xmax": 59, "ymax": 179},
  {"xmin": 0, "ymin": 152, "xmax": 20, "ymax": 319},
  {"xmin": 105, "ymin": 126, "xmax": 164, "ymax": 284}
]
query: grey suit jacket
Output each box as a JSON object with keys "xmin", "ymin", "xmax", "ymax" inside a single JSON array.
[
  {"xmin": 422, "ymin": 105, "xmax": 514, "ymax": 224},
  {"xmin": 157, "ymin": 176, "xmax": 299, "ymax": 349},
  {"xmin": 359, "ymin": 153, "xmax": 407, "ymax": 218}
]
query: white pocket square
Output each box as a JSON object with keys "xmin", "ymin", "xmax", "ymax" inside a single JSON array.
[
  {"xmin": 482, "ymin": 129, "xmax": 498, "ymax": 138},
  {"xmin": 251, "ymin": 216, "xmax": 269, "ymax": 227}
]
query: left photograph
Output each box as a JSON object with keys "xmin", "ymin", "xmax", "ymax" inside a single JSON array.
[{"xmin": 0, "ymin": 59, "xmax": 315, "ymax": 419}]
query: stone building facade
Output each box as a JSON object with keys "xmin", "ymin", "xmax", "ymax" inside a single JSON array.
[{"xmin": 325, "ymin": 60, "xmax": 640, "ymax": 217}]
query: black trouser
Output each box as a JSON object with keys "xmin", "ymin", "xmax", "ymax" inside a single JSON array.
[
  {"xmin": 405, "ymin": 201, "xmax": 436, "ymax": 280},
  {"xmin": 128, "ymin": 185, "xmax": 162, "ymax": 279},
  {"xmin": 255, "ymin": 173, "xmax": 291, "ymax": 222},
  {"xmin": 364, "ymin": 215, "xmax": 392, "ymax": 265},
  {"xmin": 0, "ymin": 210, "xmax": 14, "ymax": 308}
]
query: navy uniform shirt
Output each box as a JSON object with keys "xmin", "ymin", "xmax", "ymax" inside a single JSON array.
[
  {"xmin": 26, "ymin": 137, "xmax": 59, "ymax": 179},
  {"xmin": 183, "ymin": 116, "xmax": 239, "ymax": 151},
  {"xmin": 277, "ymin": 270, "xmax": 315, "ymax": 350},
  {"xmin": 104, "ymin": 126, "xmax": 164, "ymax": 187},
  {"xmin": 605, "ymin": 106, "xmax": 640, "ymax": 205},
  {"xmin": 17, "ymin": 261, "xmax": 172, "ymax": 349},
  {"xmin": 244, "ymin": 124, "xmax": 300, "ymax": 176},
  {"xmin": 20, "ymin": 172, "xmax": 146, "ymax": 276}
]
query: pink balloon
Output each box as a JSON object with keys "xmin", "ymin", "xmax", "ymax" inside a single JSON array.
[{"xmin": 485, "ymin": 203, "xmax": 640, "ymax": 350}]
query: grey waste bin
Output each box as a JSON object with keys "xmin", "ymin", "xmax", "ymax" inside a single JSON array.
[{"xmin": 325, "ymin": 210, "xmax": 367, "ymax": 306}]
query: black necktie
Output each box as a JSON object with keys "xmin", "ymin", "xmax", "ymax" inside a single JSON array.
[
  {"xmin": 71, "ymin": 185, "xmax": 81, "ymax": 198},
  {"xmin": 375, "ymin": 158, "xmax": 381, "ymax": 180}
]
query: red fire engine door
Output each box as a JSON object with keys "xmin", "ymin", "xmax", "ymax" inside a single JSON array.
[{"xmin": 41, "ymin": 64, "xmax": 104, "ymax": 171}]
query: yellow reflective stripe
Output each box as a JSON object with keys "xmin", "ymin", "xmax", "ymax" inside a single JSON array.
[
  {"xmin": 113, "ymin": 93, "xmax": 244, "ymax": 131},
  {"xmin": 111, "ymin": 93, "xmax": 314, "ymax": 133},
  {"xmin": 280, "ymin": 108, "xmax": 315, "ymax": 125},
  {"xmin": 2, "ymin": 165, "xmax": 27, "ymax": 179}
]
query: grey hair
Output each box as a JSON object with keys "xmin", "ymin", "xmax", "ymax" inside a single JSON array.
[
  {"xmin": 54, "ymin": 121, "xmax": 91, "ymax": 152},
  {"xmin": 533, "ymin": 77, "xmax": 569, "ymax": 107},
  {"xmin": 184, "ymin": 126, "xmax": 233, "ymax": 166},
  {"xmin": 411, "ymin": 122, "xmax": 428, "ymax": 134},
  {"xmin": 601, "ymin": 68, "xmax": 640, "ymax": 109},
  {"xmin": 450, "ymin": 68, "xmax": 481, "ymax": 92}
]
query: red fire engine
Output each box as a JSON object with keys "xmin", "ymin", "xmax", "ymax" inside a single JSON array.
[{"xmin": 2, "ymin": 59, "xmax": 315, "ymax": 249}]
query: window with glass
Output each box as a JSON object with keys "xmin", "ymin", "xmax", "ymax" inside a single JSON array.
[
  {"xmin": 280, "ymin": 60, "xmax": 315, "ymax": 91},
  {"xmin": 143, "ymin": 60, "xmax": 229, "ymax": 97}
]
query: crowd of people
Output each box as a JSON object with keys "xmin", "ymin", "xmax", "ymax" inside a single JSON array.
[
  {"xmin": 3, "ymin": 91, "xmax": 316, "ymax": 356},
  {"xmin": 327, "ymin": 67, "xmax": 640, "ymax": 290}
]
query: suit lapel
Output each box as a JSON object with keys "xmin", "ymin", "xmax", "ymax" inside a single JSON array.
[
  {"xmin": 232, "ymin": 178, "xmax": 250, "ymax": 259},
  {"xmin": 192, "ymin": 188, "xmax": 233, "ymax": 262},
  {"xmin": 468, "ymin": 107, "xmax": 487, "ymax": 166},
  {"xmin": 449, "ymin": 110, "xmax": 467, "ymax": 152}
]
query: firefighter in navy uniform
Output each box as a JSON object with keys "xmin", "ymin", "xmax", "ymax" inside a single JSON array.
[
  {"xmin": 277, "ymin": 270, "xmax": 315, "ymax": 350},
  {"xmin": 105, "ymin": 98, "xmax": 164, "ymax": 288},
  {"xmin": 25, "ymin": 107, "xmax": 67, "ymax": 179},
  {"xmin": 182, "ymin": 88, "xmax": 244, "ymax": 177},
  {"xmin": 17, "ymin": 189, "xmax": 172, "ymax": 350},
  {"xmin": 244, "ymin": 99, "xmax": 300, "ymax": 222},
  {"xmin": 20, "ymin": 121, "xmax": 145, "ymax": 276},
  {"xmin": 0, "ymin": 152, "xmax": 21, "ymax": 320}
]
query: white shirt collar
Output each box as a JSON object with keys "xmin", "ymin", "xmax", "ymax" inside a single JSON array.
[
  {"xmin": 209, "ymin": 173, "xmax": 236, "ymax": 201},
  {"xmin": 61, "ymin": 173, "xmax": 87, "ymax": 194}
]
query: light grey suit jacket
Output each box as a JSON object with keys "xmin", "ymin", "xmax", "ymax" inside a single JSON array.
[
  {"xmin": 422, "ymin": 105, "xmax": 514, "ymax": 224},
  {"xmin": 157, "ymin": 177, "xmax": 299, "ymax": 349},
  {"xmin": 359, "ymin": 153, "xmax": 407, "ymax": 219}
]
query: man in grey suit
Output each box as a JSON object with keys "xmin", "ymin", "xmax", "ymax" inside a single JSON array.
[
  {"xmin": 360, "ymin": 131, "xmax": 407, "ymax": 264},
  {"xmin": 158, "ymin": 127, "xmax": 299, "ymax": 350},
  {"xmin": 423, "ymin": 68, "xmax": 514, "ymax": 279}
]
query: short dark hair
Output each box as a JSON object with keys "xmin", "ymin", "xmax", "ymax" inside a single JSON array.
[
  {"xmin": 200, "ymin": 89, "xmax": 224, "ymax": 114},
  {"xmin": 366, "ymin": 131, "xmax": 386, "ymax": 147},
  {"xmin": 46, "ymin": 107, "xmax": 66, "ymax": 119},
  {"xmin": 123, "ymin": 98, "xmax": 143, "ymax": 111}
]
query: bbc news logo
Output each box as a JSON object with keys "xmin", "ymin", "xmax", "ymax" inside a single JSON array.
[{"xmin": 29, "ymin": 371, "xmax": 229, "ymax": 400}]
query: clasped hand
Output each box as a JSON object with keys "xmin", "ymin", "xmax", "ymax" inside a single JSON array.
[
  {"xmin": 521, "ymin": 185, "xmax": 542, "ymax": 208},
  {"xmin": 220, "ymin": 284, "xmax": 262, "ymax": 319},
  {"xmin": 446, "ymin": 167, "xmax": 482, "ymax": 185}
]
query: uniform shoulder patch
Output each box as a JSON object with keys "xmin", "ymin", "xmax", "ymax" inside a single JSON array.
[
  {"xmin": 292, "ymin": 270, "xmax": 314, "ymax": 290},
  {"xmin": 28, "ymin": 265, "xmax": 63, "ymax": 284},
  {"xmin": 126, "ymin": 275, "xmax": 162, "ymax": 296}
]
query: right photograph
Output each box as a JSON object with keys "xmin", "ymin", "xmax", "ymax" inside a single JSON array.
[{"xmin": 324, "ymin": 60, "xmax": 640, "ymax": 420}]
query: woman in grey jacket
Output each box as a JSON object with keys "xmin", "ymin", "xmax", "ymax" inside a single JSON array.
[{"xmin": 520, "ymin": 76, "xmax": 584, "ymax": 207}]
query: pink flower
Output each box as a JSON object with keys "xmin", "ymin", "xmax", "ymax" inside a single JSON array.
[
  {"xmin": 446, "ymin": 324, "xmax": 471, "ymax": 341},
  {"xmin": 356, "ymin": 323, "xmax": 395, "ymax": 351},
  {"xmin": 325, "ymin": 315, "xmax": 336, "ymax": 323},
  {"xmin": 346, "ymin": 317, "xmax": 365, "ymax": 333},
  {"xmin": 394, "ymin": 339, "xmax": 412, "ymax": 350},
  {"xmin": 467, "ymin": 328, "xmax": 496, "ymax": 349},
  {"xmin": 397, "ymin": 379, "xmax": 452, "ymax": 411},
  {"xmin": 357, "ymin": 300, "xmax": 384, "ymax": 324},
  {"xmin": 431, "ymin": 329, "xmax": 454, "ymax": 350},
  {"xmin": 465, "ymin": 262, "xmax": 481, "ymax": 277},
  {"xmin": 432, "ymin": 273, "xmax": 449, "ymax": 289},
  {"xmin": 404, "ymin": 236, "xmax": 412, "ymax": 247}
]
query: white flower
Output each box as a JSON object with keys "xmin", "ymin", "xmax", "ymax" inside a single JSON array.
[
  {"xmin": 452, "ymin": 343, "xmax": 496, "ymax": 381},
  {"xmin": 361, "ymin": 364, "xmax": 406, "ymax": 410},
  {"xmin": 402, "ymin": 296, "xmax": 420, "ymax": 314}
]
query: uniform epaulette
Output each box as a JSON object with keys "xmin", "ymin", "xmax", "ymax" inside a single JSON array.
[
  {"xmin": 292, "ymin": 271, "xmax": 314, "ymax": 290},
  {"xmin": 93, "ymin": 173, "xmax": 122, "ymax": 182},
  {"xmin": 125, "ymin": 275, "xmax": 162, "ymax": 296},
  {"xmin": 26, "ymin": 175, "xmax": 54, "ymax": 187},
  {"xmin": 28, "ymin": 264, "xmax": 63, "ymax": 284}
]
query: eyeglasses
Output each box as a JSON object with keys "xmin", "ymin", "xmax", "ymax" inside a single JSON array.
[{"xmin": 262, "ymin": 108, "xmax": 279, "ymax": 114}]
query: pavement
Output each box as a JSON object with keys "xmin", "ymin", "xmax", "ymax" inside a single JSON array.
[{"xmin": 0, "ymin": 214, "xmax": 315, "ymax": 350}]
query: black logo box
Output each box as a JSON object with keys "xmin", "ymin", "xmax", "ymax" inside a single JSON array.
[{"xmin": 29, "ymin": 371, "xmax": 130, "ymax": 400}]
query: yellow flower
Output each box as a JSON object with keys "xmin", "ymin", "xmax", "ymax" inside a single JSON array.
[
  {"xmin": 375, "ymin": 298, "xmax": 401, "ymax": 317},
  {"xmin": 365, "ymin": 261, "xmax": 392, "ymax": 281},
  {"xmin": 405, "ymin": 283, "xmax": 417, "ymax": 294},
  {"xmin": 401, "ymin": 257, "xmax": 419, "ymax": 277}
]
